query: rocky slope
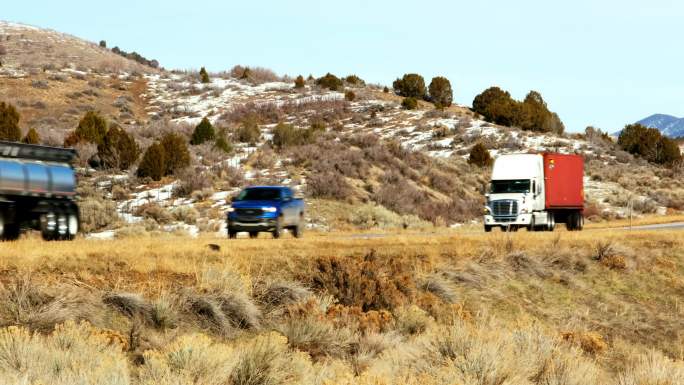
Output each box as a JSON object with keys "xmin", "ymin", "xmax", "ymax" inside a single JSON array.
[{"xmin": 1, "ymin": 21, "xmax": 682, "ymax": 237}]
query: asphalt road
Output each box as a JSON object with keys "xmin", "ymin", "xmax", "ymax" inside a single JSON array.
[
  {"xmin": 340, "ymin": 221, "xmax": 684, "ymax": 239},
  {"xmin": 619, "ymin": 222, "xmax": 684, "ymax": 231}
]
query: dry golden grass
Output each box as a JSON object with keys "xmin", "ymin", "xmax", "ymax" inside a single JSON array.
[{"xmin": 0, "ymin": 228, "xmax": 684, "ymax": 384}]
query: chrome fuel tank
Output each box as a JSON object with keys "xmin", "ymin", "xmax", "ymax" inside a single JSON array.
[
  {"xmin": 0, "ymin": 141, "xmax": 77, "ymax": 199},
  {"xmin": 0, "ymin": 159, "xmax": 76, "ymax": 197}
]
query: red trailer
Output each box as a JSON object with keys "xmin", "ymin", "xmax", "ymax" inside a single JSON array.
[{"xmin": 542, "ymin": 153, "xmax": 584, "ymax": 229}]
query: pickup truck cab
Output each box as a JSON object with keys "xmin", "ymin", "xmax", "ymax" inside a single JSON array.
[{"xmin": 227, "ymin": 186, "xmax": 305, "ymax": 239}]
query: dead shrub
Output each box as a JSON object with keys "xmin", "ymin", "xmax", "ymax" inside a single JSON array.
[
  {"xmin": 174, "ymin": 167, "xmax": 214, "ymax": 197},
  {"xmin": 102, "ymin": 292, "xmax": 151, "ymax": 319},
  {"xmin": 276, "ymin": 315, "xmax": 353, "ymax": 359},
  {"xmin": 134, "ymin": 203, "xmax": 173, "ymax": 224},
  {"xmin": 171, "ymin": 206, "xmax": 199, "ymax": 225},
  {"xmin": 325, "ymin": 304, "xmax": 394, "ymax": 334},
  {"xmin": 229, "ymin": 65, "xmax": 280, "ymax": 84},
  {"xmin": 601, "ymin": 255, "xmax": 627, "ymax": 270},
  {"xmin": 183, "ymin": 295, "xmax": 229, "ymax": 334},
  {"xmin": 393, "ymin": 305, "xmax": 434, "ymax": 336},
  {"xmin": 417, "ymin": 273, "xmax": 458, "ymax": 303},
  {"xmin": 182, "ymin": 291, "xmax": 260, "ymax": 333},
  {"xmin": 308, "ymin": 251, "xmax": 418, "ymax": 311},
  {"xmin": 79, "ymin": 194, "xmax": 119, "ymax": 232},
  {"xmin": 256, "ymin": 281, "xmax": 312, "ymax": 309},
  {"xmin": 306, "ymin": 171, "xmax": 353, "ymax": 200},
  {"xmin": 562, "ymin": 331, "xmax": 608, "ymax": 356}
]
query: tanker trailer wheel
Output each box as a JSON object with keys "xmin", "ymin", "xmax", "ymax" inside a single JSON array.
[
  {"xmin": 56, "ymin": 212, "xmax": 69, "ymax": 240},
  {"xmin": 0, "ymin": 213, "xmax": 20, "ymax": 241},
  {"xmin": 40, "ymin": 211, "xmax": 57, "ymax": 241},
  {"xmin": 66, "ymin": 210, "xmax": 79, "ymax": 240}
]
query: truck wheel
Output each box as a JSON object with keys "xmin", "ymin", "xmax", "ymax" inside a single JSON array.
[
  {"xmin": 40, "ymin": 212, "xmax": 57, "ymax": 241},
  {"xmin": 566, "ymin": 212, "xmax": 579, "ymax": 231},
  {"xmin": 66, "ymin": 212, "xmax": 79, "ymax": 240},
  {"xmin": 249, "ymin": 232, "xmax": 259, "ymax": 239},
  {"xmin": 272, "ymin": 217, "xmax": 283, "ymax": 239},
  {"xmin": 546, "ymin": 212, "xmax": 555, "ymax": 232},
  {"xmin": 228, "ymin": 229, "xmax": 237, "ymax": 239},
  {"xmin": 528, "ymin": 217, "xmax": 536, "ymax": 232},
  {"xmin": 57, "ymin": 213, "xmax": 69, "ymax": 240},
  {"xmin": 0, "ymin": 218, "xmax": 20, "ymax": 241},
  {"xmin": 484, "ymin": 225, "xmax": 492, "ymax": 233},
  {"xmin": 292, "ymin": 223, "xmax": 303, "ymax": 238}
]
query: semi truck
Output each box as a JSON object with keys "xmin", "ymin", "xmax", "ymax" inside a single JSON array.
[
  {"xmin": 483, "ymin": 153, "xmax": 584, "ymax": 232},
  {"xmin": 0, "ymin": 141, "xmax": 79, "ymax": 241},
  {"xmin": 227, "ymin": 186, "xmax": 305, "ymax": 239}
]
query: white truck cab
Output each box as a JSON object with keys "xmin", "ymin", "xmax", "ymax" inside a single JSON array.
[{"xmin": 484, "ymin": 154, "xmax": 548, "ymax": 231}]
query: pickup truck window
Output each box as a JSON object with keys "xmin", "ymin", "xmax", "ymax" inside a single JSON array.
[
  {"xmin": 490, "ymin": 179, "xmax": 531, "ymax": 194},
  {"xmin": 236, "ymin": 188, "xmax": 282, "ymax": 201}
]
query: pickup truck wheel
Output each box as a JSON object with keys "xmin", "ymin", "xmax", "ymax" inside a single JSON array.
[
  {"xmin": 228, "ymin": 229, "xmax": 237, "ymax": 239},
  {"xmin": 249, "ymin": 232, "xmax": 259, "ymax": 239},
  {"xmin": 272, "ymin": 217, "xmax": 283, "ymax": 239},
  {"xmin": 292, "ymin": 223, "xmax": 303, "ymax": 238},
  {"xmin": 484, "ymin": 225, "xmax": 492, "ymax": 233}
]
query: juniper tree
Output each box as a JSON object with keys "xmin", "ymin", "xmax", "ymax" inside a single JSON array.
[
  {"xmin": 137, "ymin": 142, "xmax": 166, "ymax": 181},
  {"xmin": 190, "ymin": 117, "xmax": 215, "ymax": 145},
  {"xmin": 0, "ymin": 102, "xmax": 21, "ymax": 141},
  {"xmin": 428, "ymin": 76, "xmax": 453, "ymax": 108},
  {"xmin": 22, "ymin": 128, "xmax": 40, "ymax": 144},
  {"xmin": 199, "ymin": 67, "xmax": 210, "ymax": 83}
]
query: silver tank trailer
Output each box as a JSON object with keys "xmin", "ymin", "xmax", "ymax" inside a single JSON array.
[{"xmin": 0, "ymin": 141, "xmax": 79, "ymax": 241}]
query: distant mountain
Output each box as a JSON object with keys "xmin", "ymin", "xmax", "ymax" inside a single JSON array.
[{"xmin": 636, "ymin": 114, "xmax": 684, "ymax": 138}]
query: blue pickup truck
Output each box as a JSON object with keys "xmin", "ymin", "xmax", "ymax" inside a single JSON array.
[{"xmin": 226, "ymin": 186, "xmax": 305, "ymax": 239}]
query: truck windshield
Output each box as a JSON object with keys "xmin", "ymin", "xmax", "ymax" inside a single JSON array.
[
  {"xmin": 236, "ymin": 188, "xmax": 281, "ymax": 201},
  {"xmin": 490, "ymin": 180, "xmax": 531, "ymax": 194}
]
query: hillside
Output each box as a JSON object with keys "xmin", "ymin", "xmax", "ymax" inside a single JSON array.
[
  {"xmin": 637, "ymin": 114, "xmax": 684, "ymax": 138},
  {"xmin": 1, "ymin": 21, "xmax": 683, "ymax": 239},
  {"xmin": 0, "ymin": 21, "xmax": 153, "ymax": 136}
]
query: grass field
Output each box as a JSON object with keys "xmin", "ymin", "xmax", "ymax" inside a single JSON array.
[{"xmin": 1, "ymin": 228, "xmax": 684, "ymax": 384}]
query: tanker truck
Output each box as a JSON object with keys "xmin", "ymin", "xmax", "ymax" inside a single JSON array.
[
  {"xmin": 483, "ymin": 153, "xmax": 584, "ymax": 232},
  {"xmin": 0, "ymin": 141, "xmax": 79, "ymax": 241}
]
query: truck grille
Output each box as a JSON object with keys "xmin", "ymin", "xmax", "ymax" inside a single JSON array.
[
  {"xmin": 492, "ymin": 200, "xmax": 518, "ymax": 217},
  {"xmin": 235, "ymin": 208, "xmax": 264, "ymax": 217}
]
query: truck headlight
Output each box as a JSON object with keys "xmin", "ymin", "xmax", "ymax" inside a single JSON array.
[
  {"xmin": 262, "ymin": 207, "xmax": 277, "ymax": 213},
  {"xmin": 520, "ymin": 208, "xmax": 528, "ymax": 214},
  {"xmin": 227, "ymin": 207, "xmax": 235, "ymax": 213},
  {"xmin": 484, "ymin": 207, "xmax": 491, "ymax": 215}
]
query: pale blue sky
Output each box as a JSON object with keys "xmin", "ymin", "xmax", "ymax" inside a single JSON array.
[{"xmin": 4, "ymin": 0, "xmax": 683, "ymax": 132}]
